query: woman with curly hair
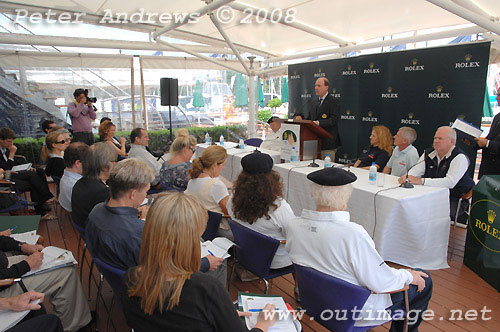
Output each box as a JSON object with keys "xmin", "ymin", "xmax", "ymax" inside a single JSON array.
[
  {"xmin": 228, "ymin": 151, "xmax": 295, "ymax": 270},
  {"xmin": 98, "ymin": 121, "xmax": 127, "ymax": 158},
  {"xmin": 354, "ymin": 125, "xmax": 393, "ymax": 171}
]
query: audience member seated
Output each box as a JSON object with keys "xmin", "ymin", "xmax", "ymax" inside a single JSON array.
[
  {"xmin": 58, "ymin": 142, "xmax": 88, "ymax": 212},
  {"xmin": 260, "ymin": 116, "xmax": 282, "ymax": 151},
  {"xmin": 159, "ymin": 130, "xmax": 196, "ymax": 191},
  {"xmin": 399, "ymin": 126, "xmax": 475, "ymax": 219},
  {"xmin": 86, "ymin": 159, "xmax": 226, "ymax": 285},
  {"xmin": 383, "ymin": 127, "xmax": 419, "ymax": 177},
  {"xmin": 0, "ymin": 128, "xmax": 54, "ymax": 217},
  {"xmin": 41, "ymin": 120, "xmax": 56, "ymax": 135},
  {"xmin": 0, "ymin": 235, "xmax": 91, "ymax": 331},
  {"xmin": 128, "ymin": 128, "xmax": 162, "ymax": 186},
  {"xmin": 186, "ymin": 145, "xmax": 231, "ymax": 239},
  {"xmin": 71, "ymin": 142, "xmax": 117, "ymax": 228},
  {"xmin": 42, "ymin": 130, "xmax": 71, "ymax": 178},
  {"xmin": 228, "ymin": 151, "xmax": 295, "ymax": 269},
  {"xmin": 1, "ymin": 291, "xmax": 64, "ymax": 332},
  {"xmin": 121, "ymin": 192, "xmax": 277, "ymax": 332},
  {"xmin": 98, "ymin": 121, "xmax": 126, "ymax": 158},
  {"xmin": 354, "ymin": 125, "xmax": 393, "ymax": 171},
  {"xmin": 285, "ymin": 167, "xmax": 433, "ymax": 331}
]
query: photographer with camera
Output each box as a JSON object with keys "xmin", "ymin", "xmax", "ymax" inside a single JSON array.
[{"xmin": 68, "ymin": 88, "xmax": 97, "ymax": 145}]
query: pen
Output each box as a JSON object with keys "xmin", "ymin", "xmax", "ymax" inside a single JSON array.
[
  {"xmin": 207, "ymin": 250, "xmax": 215, "ymax": 256},
  {"xmin": 10, "ymin": 226, "xmax": 18, "ymax": 231},
  {"xmin": 248, "ymin": 309, "xmax": 262, "ymax": 312}
]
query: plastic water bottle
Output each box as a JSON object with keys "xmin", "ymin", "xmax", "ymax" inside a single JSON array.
[
  {"xmin": 239, "ymin": 138, "xmax": 244, "ymax": 150},
  {"xmin": 205, "ymin": 132, "xmax": 211, "ymax": 144},
  {"xmin": 369, "ymin": 162, "xmax": 377, "ymax": 185},
  {"xmin": 324, "ymin": 154, "xmax": 332, "ymax": 168},
  {"xmin": 290, "ymin": 147, "xmax": 298, "ymax": 164},
  {"xmin": 219, "ymin": 134, "xmax": 225, "ymax": 146}
]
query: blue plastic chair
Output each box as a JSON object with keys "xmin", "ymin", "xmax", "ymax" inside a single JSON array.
[
  {"xmin": 293, "ymin": 263, "xmax": 409, "ymax": 332},
  {"xmin": 71, "ymin": 220, "xmax": 95, "ymax": 303},
  {"xmin": 244, "ymin": 138, "xmax": 263, "ymax": 147},
  {"xmin": 202, "ymin": 211, "xmax": 222, "ymax": 241},
  {"xmin": 228, "ymin": 219, "xmax": 294, "ymax": 293},
  {"xmin": 93, "ymin": 257, "xmax": 126, "ymax": 332}
]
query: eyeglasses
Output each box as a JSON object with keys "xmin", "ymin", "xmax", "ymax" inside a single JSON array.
[
  {"xmin": 55, "ymin": 138, "xmax": 71, "ymax": 144},
  {"xmin": 190, "ymin": 147, "xmax": 196, "ymax": 153}
]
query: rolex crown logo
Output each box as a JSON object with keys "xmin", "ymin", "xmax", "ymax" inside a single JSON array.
[
  {"xmin": 304, "ymin": 89, "xmax": 308, "ymax": 94},
  {"xmin": 387, "ymin": 87, "xmax": 393, "ymax": 93},
  {"xmin": 409, "ymin": 113, "xmax": 414, "ymax": 119},
  {"xmin": 332, "ymin": 88, "xmax": 336, "ymax": 93},
  {"xmin": 293, "ymin": 71, "xmax": 297, "ymax": 75},
  {"xmin": 412, "ymin": 58, "xmax": 418, "ymax": 65},
  {"xmin": 346, "ymin": 109, "xmax": 351, "ymax": 115},
  {"xmin": 436, "ymin": 85, "xmax": 444, "ymax": 93},
  {"xmin": 293, "ymin": 108, "xmax": 296, "ymax": 113},
  {"xmin": 487, "ymin": 210, "xmax": 496, "ymax": 224},
  {"xmin": 465, "ymin": 54, "xmax": 472, "ymax": 61},
  {"xmin": 344, "ymin": 153, "xmax": 348, "ymax": 159},
  {"xmin": 318, "ymin": 68, "xmax": 322, "ymax": 73},
  {"xmin": 458, "ymin": 114, "xmax": 465, "ymax": 120},
  {"xmin": 369, "ymin": 62, "xmax": 374, "ymax": 69},
  {"xmin": 368, "ymin": 111, "xmax": 373, "ymax": 117},
  {"xmin": 347, "ymin": 65, "xmax": 352, "ymax": 70}
]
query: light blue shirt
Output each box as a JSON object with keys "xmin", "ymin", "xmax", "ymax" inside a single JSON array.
[
  {"xmin": 59, "ymin": 169, "xmax": 82, "ymax": 212},
  {"xmin": 385, "ymin": 145, "xmax": 419, "ymax": 177}
]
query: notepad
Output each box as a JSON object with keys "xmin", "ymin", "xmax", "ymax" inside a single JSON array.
[
  {"xmin": 23, "ymin": 246, "xmax": 77, "ymax": 277},
  {"xmin": 452, "ymin": 118, "xmax": 483, "ymax": 139},
  {"xmin": 11, "ymin": 231, "xmax": 39, "ymax": 245},
  {"xmin": 200, "ymin": 237, "xmax": 234, "ymax": 259},
  {"xmin": 11, "ymin": 163, "xmax": 32, "ymax": 172},
  {"xmin": 240, "ymin": 294, "xmax": 298, "ymax": 332},
  {"xmin": 0, "ymin": 299, "xmax": 40, "ymax": 332}
]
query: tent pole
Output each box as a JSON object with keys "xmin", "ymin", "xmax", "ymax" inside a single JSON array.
[
  {"xmin": 248, "ymin": 75, "xmax": 256, "ymax": 138},
  {"xmin": 131, "ymin": 57, "xmax": 136, "ymax": 129},
  {"xmin": 139, "ymin": 57, "xmax": 147, "ymax": 130}
]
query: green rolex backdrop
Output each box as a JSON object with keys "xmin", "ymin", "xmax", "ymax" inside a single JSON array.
[{"xmin": 288, "ymin": 42, "xmax": 491, "ymax": 173}]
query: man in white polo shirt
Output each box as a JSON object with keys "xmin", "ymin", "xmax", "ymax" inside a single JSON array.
[{"xmin": 383, "ymin": 127, "xmax": 419, "ymax": 177}]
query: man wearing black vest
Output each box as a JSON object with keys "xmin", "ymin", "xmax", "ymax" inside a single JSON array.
[
  {"xmin": 294, "ymin": 77, "xmax": 341, "ymax": 159},
  {"xmin": 474, "ymin": 88, "xmax": 500, "ymax": 178},
  {"xmin": 398, "ymin": 126, "xmax": 474, "ymax": 220}
]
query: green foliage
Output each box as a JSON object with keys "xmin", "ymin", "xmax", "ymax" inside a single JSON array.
[
  {"xmin": 257, "ymin": 109, "xmax": 272, "ymax": 123},
  {"xmin": 14, "ymin": 125, "xmax": 248, "ymax": 164},
  {"xmin": 267, "ymin": 97, "xmax": 283, "ymax": 109}
]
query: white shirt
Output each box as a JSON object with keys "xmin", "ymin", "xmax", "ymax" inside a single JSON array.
[
  {"xmin": 128, "ymin": 144, "xmax": 162, "ymax": 182},
  {"xmin": 260, "ymin": 130, "xmax": 282, "ymax": 152},
  {"xmin": 408, "ymin": 145, "xmax": 469, "ymax": 189},
  {"xmin": 186, "ymin": 177, "xmax": 228, "ymax": 206},
  {"xmin": 228, "ymin": 198, "xmax": 295, "ymax": 269},
  {"xmin": 58, "ymin": 169, "xmax": 82, "ymax": 212},
  {"xmin": 285, "ymin": 210, "xmax": 413, "ymax": 327},
  {"xmin": 385, "ymin": 145, "xmax": 419, "ymax": 177}
]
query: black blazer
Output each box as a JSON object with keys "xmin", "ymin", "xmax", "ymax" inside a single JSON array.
[
  {"xmin": 478, "ymin": 112, "xmax": 500, "ymax": 178},
  {"xmin": 0, "ymin": 150, "xmax": 18, "ymax": 170},
  {"xmin": 309, "ymin": 94, "xmax": 341, "ymax": 150}
]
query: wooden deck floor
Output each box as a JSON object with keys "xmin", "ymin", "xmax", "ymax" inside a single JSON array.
[{"xmin": 35, "ymin": 208, "xmax": 500, "ymax": 332}]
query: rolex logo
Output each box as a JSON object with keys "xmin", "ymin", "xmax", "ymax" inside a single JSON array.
[
  {"xmin": 412, "ymin": 58, "xmax": 418, "ymax": 65},
  {"xmin": 405, "ymin": 59, "xmax": 424, "ymax": 71},
  {"xmin": 343, "ymin": 65, "xmax": 356, "ymax": 75},
  {"xmin": 331, "ymin": 87, "xmax": 340, "ymax": 98},
  {"xmin": 465, "ymin": 54, "xmax": 472, "ymax": 61},
  {"xmin": 314, "ymin": 68, "xmax": 326, "ymax": 77},
  {"xmin": 409, "ymin": 113, "xmax": 414, "ymax": 119},
  {"xmin": 437, "ymin": 85, "xmax": 443, "ymax": 93},
  {"xmin": 487, "ymin": 210, "xmax": 496, "ymax": 224},
  {"xmin": 401, "ymin": 112, "xmax": 420, "ymax": 125},
  {"xmin": 455, "ymin": 54, "xmax": 479, "ymax": 68},
  {"xmin": 369, "ymin": 62, "xmax": 374, "ymax": 69},
  {"xmin": 341, "ymin": 109, "xmax": 355, "ymax": 120},
  {"xmin": 382, "ymin": 87, "xmax": 398, "ymax": 98},
  {"xmin": 364, "ymin": 62, "xmax": 380, "ymax": 74},
  {"xmin": 290, "ymin": 72, "xmax": 301, "ymax": 79},
  {"xmin": 429, "ymin": 85, "xmax": 450, "ymax": 99},
  {"xmin": 362, "ymin": 111, "xmax": 378, "ymax": 122}
]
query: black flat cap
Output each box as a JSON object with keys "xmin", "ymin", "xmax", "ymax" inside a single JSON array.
[
  {"xmin": 241, "ymin": 151, "xmax": 274, "ymax": 174},
  {"xmin": 307, "ymin": 167, "xmax": 357, "ymax": 186},
  {"xmin": 267, "ymin": 116, "xmax": 280, "ymax": 124}
]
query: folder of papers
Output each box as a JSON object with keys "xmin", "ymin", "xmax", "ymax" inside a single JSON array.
[
  {"xmin": 200, "ymin": 237, "xmax": 234, "ymax": 259},
  {"xmin": 23, "ymin": 246, "xmax": 77, "ymax": 277}
]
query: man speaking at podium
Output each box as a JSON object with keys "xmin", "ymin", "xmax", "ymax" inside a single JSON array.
[{"xmin": 294, "ymin": 77, "xmax": 341, "ymax": 159}]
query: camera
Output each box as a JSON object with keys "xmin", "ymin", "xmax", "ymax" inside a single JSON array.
[{"xmin": 83, "ymin": 89, "xmax": 97, "ymax": 103}]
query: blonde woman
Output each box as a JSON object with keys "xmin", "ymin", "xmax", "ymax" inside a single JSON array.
[
  {"xmin": 122, "ymin": 192, "xmax": 276, "ymax": 332},
  {"xmin": 354, "ymin": 125, "xmax": 393, "ymax": 171},
  {"xmin": 159, "ymin": 130, "xmax": 197, "ymax": 191},
  {"xmin": 186, "ymin": 145, "xmax": 231, "ymax": 239},
  {"xmin": 42, "ymin": 130, "xmax": 71, "ymax": 178}
]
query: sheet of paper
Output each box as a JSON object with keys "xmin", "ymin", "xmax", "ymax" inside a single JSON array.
[
  {"xmin": 0, "ymin": 299, "xmax": 40, "ymax": 332},
  {"xmin": 11, "ymin": 163, "xmax": 32, "ymax": 172},
  {"xmin": 241, "ymin": 295, "xmax": 297, "ymax": 332},
  {"xmin": 24, "ymin": 246, "xmax": 76, "ymax": 277},
  {"xmin": 200, "ymin": 241, "xmax": 231, "ymax": 259},
  {"xmin": 212, "ymin": 237, "xmax": 234, "ymax": 251},
  {"xmin": 11, "ymin": 231, "xmax": 39, "ymax": 245},
  {"xmin": 451, "ymin": 118, "xmax": 482, "ymax": 138}
]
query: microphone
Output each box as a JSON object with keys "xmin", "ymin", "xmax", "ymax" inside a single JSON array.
[
  {"xmin": 309, "ymin": 155, "xmax": 320, "ymax": 167},
  {"xmin": 400, "ymin": 157, "xmax": 425, "ymax": 189},
  {"xmin": 292, "ymin": 97, "xmax": 313, "ymax": 119}
]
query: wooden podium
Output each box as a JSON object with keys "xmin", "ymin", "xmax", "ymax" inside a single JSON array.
[{"xmin": 278, "ymin": 119, "xmax": 333, "ymax": 160}]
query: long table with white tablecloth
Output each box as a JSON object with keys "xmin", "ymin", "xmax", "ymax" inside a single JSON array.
[
  {"xmin": 195, "ymin": 143, "xmax": 282, "ymax": 183},
  {"xmin": 273, "ymin": 160, "xmax": 450, "ymax": 270}
]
